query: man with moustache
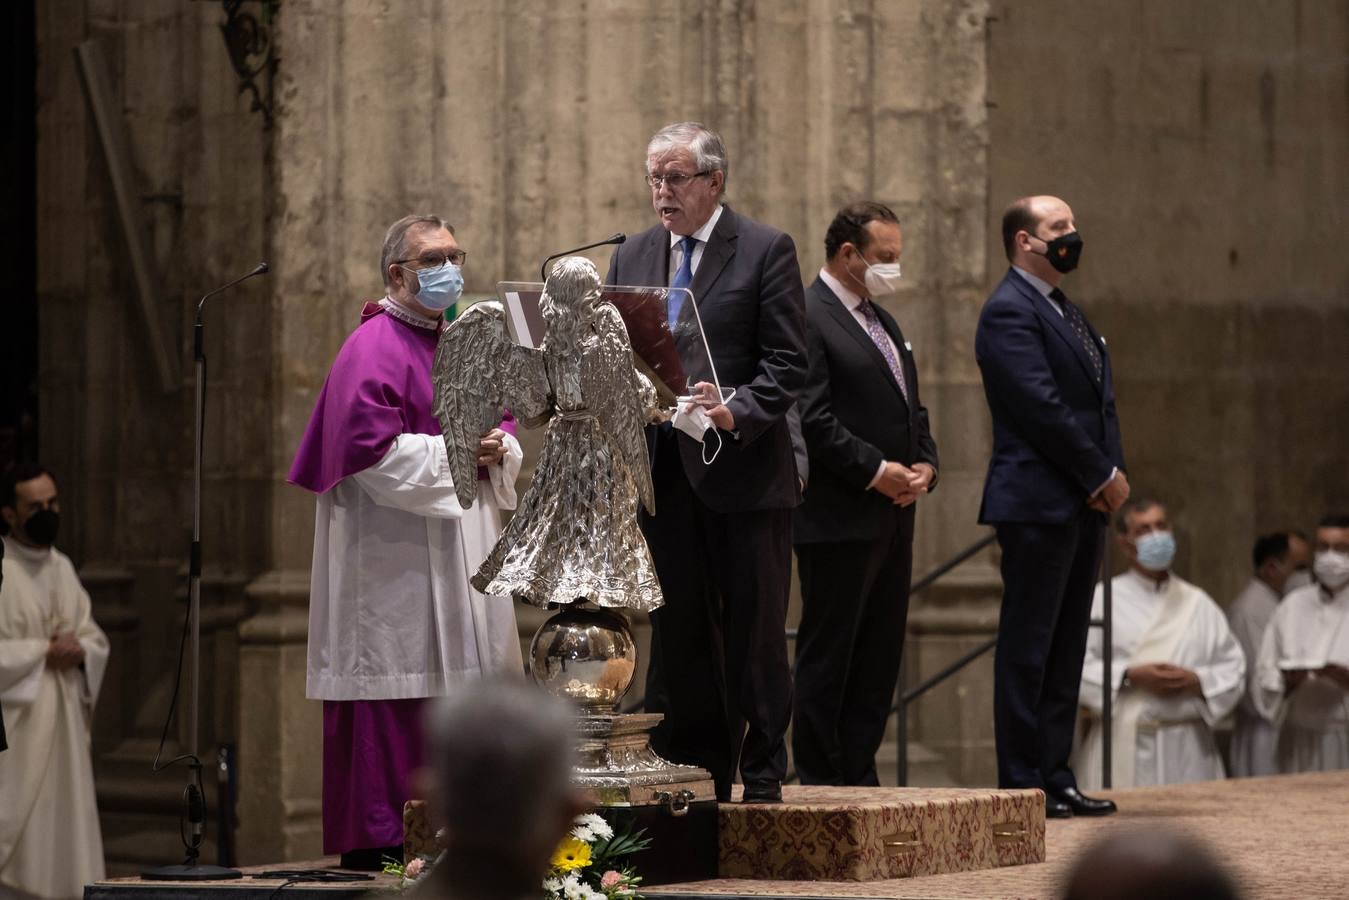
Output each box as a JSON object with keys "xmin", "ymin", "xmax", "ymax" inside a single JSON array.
[
  {"xmin": 976, "ymin": 195, "xmax": 1129, "ymax": 817},
  {"xmin": 606, "ymin": 122, "xmax": 807, "ymax": 803},
  {"xmin": 792, "ymin": 201, "xmax": 938, "ymax": 786}
]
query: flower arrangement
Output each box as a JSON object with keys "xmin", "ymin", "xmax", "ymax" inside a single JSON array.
[
  {"xmin": 543, "ymin": 813, "xmax": 650, "ymax": 900},
  {"xmin": 383, "ymin": 851, "xmax": 438, "ymax": 889}
]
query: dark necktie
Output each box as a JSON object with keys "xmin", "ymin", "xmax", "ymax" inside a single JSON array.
[
  {"xmin": 1052, "ymin": 288, "xmax": 1102, "ymax": 383},
  {"xmin": 667, "ymin": 235, "xmax": 697, "ymax": 323},
  {"xmin": 857, "ymin": 299, "xmax": 909, "ymax": 403}
]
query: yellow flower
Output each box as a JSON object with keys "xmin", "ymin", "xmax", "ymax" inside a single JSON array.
[{"xmin": 550, "ymin": 836, "xmax": 593, "ymax": 873}]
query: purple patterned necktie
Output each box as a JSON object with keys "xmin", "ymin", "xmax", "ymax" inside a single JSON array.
[{"xmin": 858, "ymin": 299, "xmax": 908, "ymax": 403}]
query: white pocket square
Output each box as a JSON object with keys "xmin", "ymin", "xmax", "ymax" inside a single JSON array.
[{"xmin": 904, "ymin": 341, "xmax": 913, "ymax": 351}]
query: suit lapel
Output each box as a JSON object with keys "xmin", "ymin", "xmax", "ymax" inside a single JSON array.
[
  {"xmin": 633, "ymin": 226, "xmax": 669, "ymax": 289},
  {"xmin": 688, "ymin": 205, "xmax": 738, "ymax": 307},
  {"xmin": 1007, "ymin": 271, "xmax": 1103, "ymax": 396},
  {"xmin": 815, "ymin": 279, "xmax": 909, "ymax": 408}
]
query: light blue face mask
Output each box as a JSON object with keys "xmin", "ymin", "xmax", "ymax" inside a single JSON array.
[
  {"xmin": 401, "ymin": 262, "xmax": 464, "ymax": 311},
  {"xmin": 1134, "ymin": 530, "xmax": 1177, "ymax": 572}
]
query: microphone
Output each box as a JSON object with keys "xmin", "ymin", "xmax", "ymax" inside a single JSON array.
[
  {"xmin": 540, "ymin": 234, "xmax": 626, "ymax": 281},
  {"xmin": 194, "ymin": 263, "xmax": 268, "ymax": 358}
]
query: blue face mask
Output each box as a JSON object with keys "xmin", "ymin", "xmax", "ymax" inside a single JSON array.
[
  {"xmin": 401, "ymin": 262, "xmax": 464, "ymax": 311},
  {"xmin": 1134, "ymin": 530, "xmax": 1176, "ymax": 572}
]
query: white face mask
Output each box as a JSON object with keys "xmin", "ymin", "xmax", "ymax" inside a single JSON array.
[
  {"xmin": 1314, "ymin": 550, "xmax": 1349, "ymax": 592},
  {"xmin": 862, "ymin": 260, "xmax": 903, "ymax": 297}
]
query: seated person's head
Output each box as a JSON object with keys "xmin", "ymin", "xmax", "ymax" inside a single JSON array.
[
  {"xmin": 1115, "ymin": 498, "xmax": 1174, "ymax": 576},
  {"xmin": 1252, "ymin": 530, "xmax": 1312, "ymax": 596},
  {"xmin": 422, "ymin": 681, "xmax": 582, "ymax": 897},
  {"xmin": 1060, "ymin": 825, "xmax": 1240, "ymax": 900}
]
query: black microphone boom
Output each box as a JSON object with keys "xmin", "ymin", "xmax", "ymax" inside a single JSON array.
[
  {"xmin": 540, "ymin": 234, "xmax": 626, "ymax": 282},
  {"xmin": 194, "ymin": 263, "xmax": 269, "ymax": 358}
]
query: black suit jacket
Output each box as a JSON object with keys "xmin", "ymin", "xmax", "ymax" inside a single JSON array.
[
  {"xmin": 794, "ymin": 277, "xmax": 938, "ymax": 544},
  {"xmin": 975, "ymin": 268, "xmax": 1125, "ymax": 524},
  {"xmin": 606, "ymin": 205, "xmax": 807, "ymax": 512}
]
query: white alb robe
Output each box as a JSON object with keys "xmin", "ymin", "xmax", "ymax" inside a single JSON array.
[
  {"xmin": 0, "ymin": 537, "xmax": 110, "ymax": 900},
  {"xmin": 306, "ymin": 432, "xmax": 525, "ymax": 701},
  {"xmin": 1074, "ymin": 570, "xmax": 1245, "ymax": 789},
  {"xmin": 1253, "ymin": 581, "xmax": 1349, "ymax": 773},
  {"xmin": 1226, "ymin": 577, "xmax": 1282, "ymax": 776}
]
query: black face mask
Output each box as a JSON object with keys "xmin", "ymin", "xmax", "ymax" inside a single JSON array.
[
  {"xmin": 1033, "ymin": 230, "xmax": 1084, "ymax": 273},
  {"xmin": 22, "ymin": 509, "xmax": 60, "ymax": 546}
]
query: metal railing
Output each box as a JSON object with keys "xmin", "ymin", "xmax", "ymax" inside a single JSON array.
[{"xmin": 894, "ymin": 528, "xmax": 1115, "ymax": 789}]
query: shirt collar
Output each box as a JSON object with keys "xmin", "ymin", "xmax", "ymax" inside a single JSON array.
[
  {"xmin": 818, "ymin": 267, "xmax": 865, "ymax": 312},
  {"xmin": 1124, "ymin": 567, "xmax": 1171, "ymax": 594},
  {"xmin": 668, "ymin": 204, "xmax": 724, "ymax": 249},
  {"xmin": 1011, "ymin": 264, "xmax": 1057, "ymax": 300},
  {"xmin": 379, "ymin": 296, "xmax": 443, "ymax": 332},
  {"xmin": 1, "ymin": 534, "xmax": 53, "ymax": 564}
]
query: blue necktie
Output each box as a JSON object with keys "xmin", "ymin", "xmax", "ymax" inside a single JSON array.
[{"xmin": 667, "ymin": 235, "xmax": 697, "ymax": 323}]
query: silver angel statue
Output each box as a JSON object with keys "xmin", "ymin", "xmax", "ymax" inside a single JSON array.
[{"xmin": 431, "ymin": 256, "xmax": 664, "ymax": 613}]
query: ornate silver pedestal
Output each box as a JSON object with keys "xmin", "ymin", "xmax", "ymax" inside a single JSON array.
[{"xmin": 530, "ymin": 604, "xmax": 716, "ymax": 811}]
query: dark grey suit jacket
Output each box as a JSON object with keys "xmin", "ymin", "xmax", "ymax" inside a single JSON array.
[{"xmin": 606, "ymin": 205, "xmax": 808, "ymax": 512}]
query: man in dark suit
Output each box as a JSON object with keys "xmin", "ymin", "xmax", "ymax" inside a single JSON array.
[
  {"xmin": 606, "ymin": 121, "xmax": 806, "ymax": 803},
  {"xmin": 976, "ymin": 195, "xmax": 1129, "ymax": 817},
  {"xmin": 793, "ymin": 201, "xmax": 938, "ymax": 785}
]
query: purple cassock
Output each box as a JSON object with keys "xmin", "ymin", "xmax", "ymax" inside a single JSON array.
[{"xmin": 288, "ymin": 301, "xmax": 515, "ymax": 856}]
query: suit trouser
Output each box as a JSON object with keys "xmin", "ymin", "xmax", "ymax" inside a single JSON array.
[
  {"xmin": 993, "ymin": 510, "xmax": 1105, "ymax": 792},
  {"xmin": 792, "ymin": 524, "xmax": 913, "ymax": 786},
  {"xmin": 640, "ymin": 427, "xmax": 793, "ymax": 797}
]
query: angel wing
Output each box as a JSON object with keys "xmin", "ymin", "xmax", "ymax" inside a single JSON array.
[
  {"xmin": 432, "ymin": 301, "xmax": 549, "ymax": 509},
  {"xmin": 588, "ymin": 302, "xmax": 657, "ymax": 515}
]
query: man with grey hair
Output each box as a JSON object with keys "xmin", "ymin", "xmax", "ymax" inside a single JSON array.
[
  {"xmin": 606, "ymin": 122, "xmax": 807, "ymax": 803},
  {"xmin": 289, "ymin": 214, "xmax": 525, "ymax": 868},
  {"xmin": 415, "ymin": 681, "xmax": 583, "ymax": 900}
]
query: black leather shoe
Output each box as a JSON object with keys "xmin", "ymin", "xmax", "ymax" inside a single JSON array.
[
  {"xmin": 1045, "ymin": 795, "xmax": 1074, "ymax": 818},
  {"xmin": 741, "ymin": 780, "xmax": 783, "ymax": 803},
  {"xmin": 1051, "ymin": 786, "xmax": 1116, "ymax": 816}
]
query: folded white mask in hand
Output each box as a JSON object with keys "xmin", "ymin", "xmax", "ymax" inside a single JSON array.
[{"xmin": 671, "ymin": 402, "xmax": 723, "ymax": 465}]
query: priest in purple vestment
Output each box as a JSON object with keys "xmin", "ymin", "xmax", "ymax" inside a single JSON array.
[{"xmin": 288, "ymin": 214, "xmax": 525, "ymax": 869}]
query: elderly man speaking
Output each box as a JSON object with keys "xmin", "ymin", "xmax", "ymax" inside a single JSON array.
[{"xmin": 288, "ymin": 215, "xmax": 524, "ymax": 869}]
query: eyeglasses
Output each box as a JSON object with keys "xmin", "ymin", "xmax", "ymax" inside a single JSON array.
[
  {"xmin": 394, "ymin": 249, "xmax": 467, "ymax": 270},
  {"xmin": 645, "ymin": 170, "xmax": 713, "ymax": 190}
]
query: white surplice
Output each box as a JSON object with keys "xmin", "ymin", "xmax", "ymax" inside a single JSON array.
[
  {"xmin": 1226, "ymin": 576, "xmax": 1282, "ymax": 776},
  {"xmin": 1253, "ymin": 581, "xmax": 1349, "ymax": 773},
  {"xmin": 1074, "ymin": 570, "xmax": 1246, "ymax": 789},
  {"xmin": 0, "ymin": 537, "xmax": 110, "ymax": 900},
  {"xmin": 306, "ymin": 432, "xmax": 525, "ymax": 701}
]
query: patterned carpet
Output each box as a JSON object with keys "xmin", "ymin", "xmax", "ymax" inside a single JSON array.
[{"xmin": 645, "ymin": 771, "xmax": 1349, "ymax": 899}]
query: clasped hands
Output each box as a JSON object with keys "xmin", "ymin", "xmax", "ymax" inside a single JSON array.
[
  {"xmin": 46, "ymin": 631, "xmax": 85, "ymax": 671},
  {"xmin": 1283, "ymin": 664, "xmax": 1349, "ymax": 694},
  {"xmin": 1087, "ymin": 469, "xmax": 1131, "ymax": 514},
  {"xmin": 1125, "ymin": 662, "xmax": 1202, "ymax": 697},
  {"xmin": 874, "ymin": 461, "xmax": 935, "ymax": 508},
  {"xmin": 476, "ymin": 428, "xmax": 509, "ymax": 466}
]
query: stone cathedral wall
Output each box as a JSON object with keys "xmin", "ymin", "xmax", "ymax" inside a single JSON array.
[{"xmin": 32, "ymin": 0, "xmax": 1348, "ymax": 870}]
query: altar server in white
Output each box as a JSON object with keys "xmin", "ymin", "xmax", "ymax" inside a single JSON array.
[
  {"xmin": 1074, "ymin": 499, "xmax": 1245, "ymax": 789},
  {"xmin": 1227, "ymin": 530, "xmax": 1311, "ymax": 776},
  {"xmin": 0, "ymin": 464, "xmax": 109, "ymax": 900},
  {"xmin": 1253, "ymin": 514, "xmax": 1349, "ymax": 773}
]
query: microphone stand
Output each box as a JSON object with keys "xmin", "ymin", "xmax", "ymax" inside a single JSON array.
[
  {"xmin": 540, "ymin": 233, "xmax": 626, "ymax": 281},
  {"xmin": 143, "ymin": 263, "xmax": 267, "ymax": 881}
]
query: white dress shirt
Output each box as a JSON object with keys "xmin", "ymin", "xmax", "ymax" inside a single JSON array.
[{"xmin": 666, "ymin": 204, "xmax": 724, "ymax": 284}]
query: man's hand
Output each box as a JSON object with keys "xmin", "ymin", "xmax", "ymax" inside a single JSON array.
[
  {"xmin": 1090, "ymin": 469, "xmax": 1131, "ymax": 513},
  {"xmin": 46, "ymin": 632, "xmax": 84, "ymax": 671},
  {"xmin": 689, "ymin": 382, "xmax": 735, "ymax": 432},
  {"xmin": 1320, "ymin": 663, "xmax": 1349, "ymax": 691},
  {"xmin": 476, "ymin": 428, "xmax": 508, "ymax": 466},
  {"xmin": 873, "ymin": 461, "xmax": 918, "ymax": 506},
  {"xmin": 1126, "ymin": 662, "xmax": 1202, "ymax": 697}
]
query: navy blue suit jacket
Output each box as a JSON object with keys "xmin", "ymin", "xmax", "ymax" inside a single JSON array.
[
  {"xmin": 975, "ymin": 268, "xmax": 1125, "ymax": 524},
  {"xmin": 606, "ymin": 205, "xmax": 807, "ymax": 512}
]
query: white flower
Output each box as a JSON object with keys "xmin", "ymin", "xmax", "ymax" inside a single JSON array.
[
  {"xmin": 543, "ymin": 877, "xmax": 564, "ymax": 897},
  {"xmin": 571, "ymin": 823, "xmax": 595, "ymax": 843},
  {"xmin": 586, "ymin": 887, "xmax": 608, "ymax": 900},
  {"xmin": 574, "ymin": 813, "xmax": 613, "ymax": 841},
  {"xmin": 562, "ymin": 874, "xmax": 588, "ymax": 900}
]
